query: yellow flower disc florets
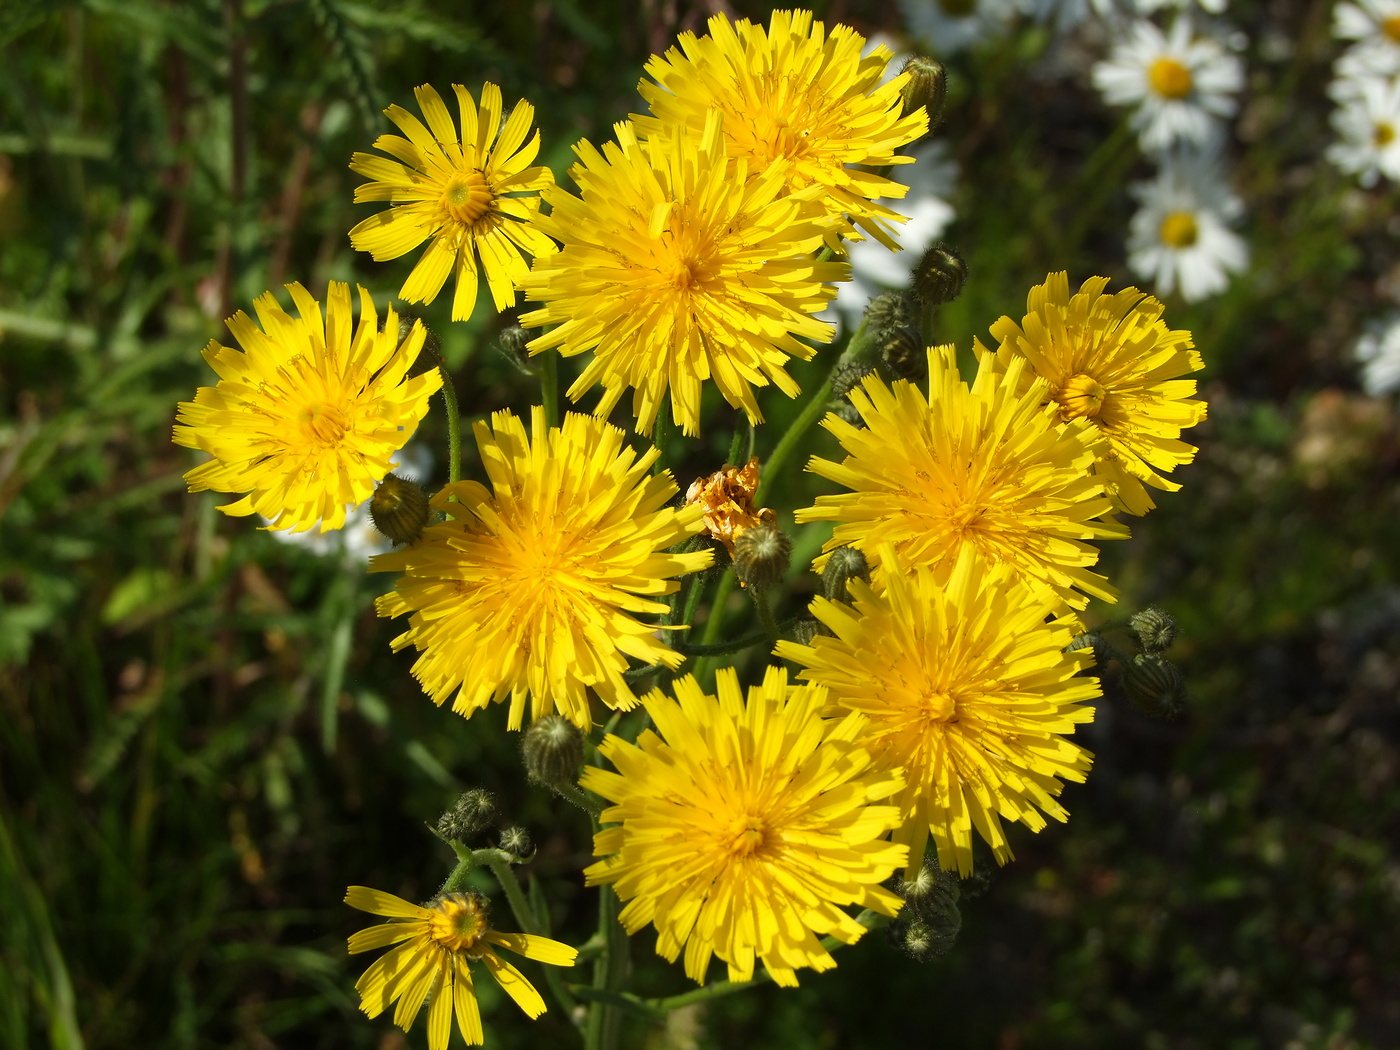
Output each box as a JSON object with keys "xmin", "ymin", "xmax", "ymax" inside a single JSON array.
[
  {"xmin": 173, "ymin": 281, "xmax": 442, "ymax": 534},
  {"xmin": 1148, "ymin": 56, "xmax": 1194, "ymax": 99},
  {"xmin": 633, "ymin": 9, "xmax": 929, "ymax": 250}
]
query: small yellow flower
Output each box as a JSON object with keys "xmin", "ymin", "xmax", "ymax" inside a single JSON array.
[
  {"xmin": 584, "ymin": 667, "xmax": 907, "ymax": 987},
  {"xmin": 350, "ymin": 83, "xmax": 555, "ymax": 320},
  {"xmin": 373, "ymin": 407, "xmax": 713, "ymax": 729},
  {"xmin": 633, "ymin": 9, "xmax": 929, "ymax": 249},
  {"xmin": 518, "ymin": 116, "xmax": 846, "ymax": 437},
  {"xmin": 979, "ymin": 271, "xmax": 1206, "ymax": 516},
  {"xmin": 345, "ymin": 886, "xmax": 576, "ymax": 1049},
  {"xmin": 172, "ymin": 281, "xmax": 441, "ymax": 533},
  {"xmin": 776, "ymin": 544, "xmax": 1100, "ymax": 878},
  {"xmin": 797, "ymin": 345, "xmax": 1126, "ymax": 610}
]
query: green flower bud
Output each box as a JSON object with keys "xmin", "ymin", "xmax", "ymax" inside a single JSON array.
[
  {"xmin": 831, "ymin": 360, "xmax": 875, "ymax": 399},
  {"xmin": 912, "ymin": 243, "xmax": 967, "ymax": 307},
  {"xmin": 437, "ymin": 788, "xmax": 498, "ymax": 843},
  {"xmin": 899, "ymin": 56, "xmax": 948, "ymax": 132},
  {"xmin": 499, "ymin": 825, "xmax": 532, "ymax": 859},
  {"xmin": 863, "ymin": 289, "xmax": 915, "ymax": 336},
  {"xmin": 370, "ymin": 473, "xmax": 430, "ymax": 546},
  {"xmin": 822, "ymin": 545, "xmax": 870, "ymax": 604},
  {"xmin": 734, "ymin": 523, "xmax": 791, "ymax": 591},
  {"xmin": 790, "ymin": 618, "xmax": 827, "ymax": 645},
  {"xmin": 1129, "ymin": 606, "xmax": 1178, "ymax": 654},
  {"xmin": 880, "ymin": 326, "xmax": 926, "ymax": 381},
  {"xmin": 1123, "ymin": 652, "xmax": 1187, "ymax": 720},
  {"xmin": 521, "ymin": 714, "xmax": 585, "ymax": 788}
]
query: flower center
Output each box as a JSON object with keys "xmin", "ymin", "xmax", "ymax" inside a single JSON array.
[
  {"xmin": 301, "ymin": 402, "xmax": 350, "ymax": 447},
  {"xmin": 1375, "ymin": 121, "xmax": 1397, "ymax": 147},
  {"xmin": 667, "ymin": 254, "xmax": 708, "ymax": 292},
  {"xmin": 440, "ymin": 171, "xmax": 493, "ymax": 226},
  {"xmin": 1384, "ymin": 15, "xmax": 1400, "ymax": 42},
  {"xmin": 921, "ymin": 689, "xmax": 956, "ymax": 723},
  {"xmin": 1159, "ymin": 210, "xmax": 1199, "ymax": 248},
  {"xmin": 1147, "ymin": 56, "xmax": 1193, "ymax": 99},
  {"xmin": 723, "ymin": 814, "xmax": 768, "ymax": 857},
  {"xmin": 426, "ymin": 892, "xmax": 489, "ymax": 953},
  {"xmin": 939, "ymin": 0, "xmax": 977, "ymax": 15},
  {"xmin": 1056, "ymin": 373, "xmax": 1109, "ymax": 420}
]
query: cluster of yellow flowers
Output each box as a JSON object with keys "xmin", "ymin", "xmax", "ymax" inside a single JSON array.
[{"xmin": 172, "ymin": 9, "xmax": 1207, "ymax": 1047}]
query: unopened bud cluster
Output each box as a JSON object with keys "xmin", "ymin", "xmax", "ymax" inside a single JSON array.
[
  {"xmin": 1122, "ymin": 606, "xmax": 1187, "ymax": 720},
  {"xmin": 521, "ymin": 714, "xmax": 585, "ymax": 789},
  {"xmin": 892, "ymin": 860, "xmax": 962, "ymax": 961},
  {"xmin": 437, "ymin": 789, "xmax": 499, "ymax": 844}
]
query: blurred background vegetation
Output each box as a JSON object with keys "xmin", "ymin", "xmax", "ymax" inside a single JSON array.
[{"xmin": 2, "ymin": 0, "xmax": 1398, "ymax": 1047}]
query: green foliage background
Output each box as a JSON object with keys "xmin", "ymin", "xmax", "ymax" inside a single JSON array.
[{"xmin": 2, "ymin": 1, "xmax": 1398, "ymax": 1048}]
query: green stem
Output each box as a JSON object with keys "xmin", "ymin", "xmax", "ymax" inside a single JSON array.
[
  {"xmin": 584, "ymin": 887, "xmax": 629, "ymax": 1050},
  {"xmin": 726, "ymin": 421, "xmax": 749, "ymax": 465},
  {"xmin": 754, "ymin": 361, "xmax": 841, "ymax": 509},
  {"xmin": 678, "ymin": 616, "xmax": 802, "ymax": 657},
  {"xmin": 438, "ymin": 363, "xmax": 461, "ymax": 486},
  {"xmin": 540, "ymin": 348, "xmax": 560, "ymax": 430},
  {"xmin": 653, "ymin": 400, "xmax": 672, "ymax": 471},
  {"xmin": 691, "ymin": 569, "xmax": 737, "ymax": 686},
  {"xmin": 750, "ymin": 586, "xmax": 780, "ymax": 648},
  {"xmin": 480, "ymin": 851, "xmax": 581, "ymax": 1021},
  {"xmin": 552, "ymin": 781, "xmax": 605, "ymax": 819}
]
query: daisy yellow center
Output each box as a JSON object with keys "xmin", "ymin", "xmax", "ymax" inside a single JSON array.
[
  {"xmin": 1056, "ymin": 373, "xmax": 1109, "ymax": 420},
  {"xmin": 939, "ymin": 0, "xmax": 977, "ymax": 15},
  {"xmin": 1159, "ymin": 211, "xmax": 1199, "ymax": 248},
  {"xmin": 426, "ymin": 893, "xmax": 489, "ymax": 953},
  {"xmin": 440, "ymin": 170, "xmax": 493, "ymax": 226},
  {"xmin": 1383, "ymin": 15, "xmax": 1400, "ymax": 42},
  {"xmin": 1375, "ymin": 121, "xmax": 1397, "ymax": 147},
  {"xmin": 1147, "ymin": 57, "xmax": 1193, "ymax": 99},
  {"xmin": 299, "ymin": 402, "xmax": 351, "ymax": 447},
  {"xmin": 723, "ymin": 814, "xmax": 769, "ymax": 857}
]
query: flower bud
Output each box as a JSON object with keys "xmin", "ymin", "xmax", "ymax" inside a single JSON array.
[
  {"xmin": 1129, "ymin": 606, "xmax": 1178, "ymax": 654},
  {"xmin": 912, "ymin": 243, "xmax": 968, "ymax": 307},
  {"xmin": 437, "ymin": 789, "xmax": 498, "ymax": 843},
  {"xmin": 831, "ymin": 360, "xmax": 875, "ymax": 399},
  {"xmin": 521, "ymin": 714, "xmax": 585, "ymax": 788},
  {"xmin": 733, "ymin": 523, "xmax": 791, "ymax": 591},
  {"xmin": 499, "ymin": 826, "xmax": 533, "ymax": 859},
  {"xmin": 1123, "ymin": 652, "xmax": 1187, "ymax": 720},
  {"xmin": 899, "ymin": 56, "xmax": 948, "ymax": 132},
  {"xmin": 863, "ymin": 289, "xmax": 915, "ymax": 336},
  {"xmin": 880, "ymin": 326, "xmax": 925, "ymax": 381},
  {"xmin": 370, "ymin": 473, "xmax": 431, "ymax": 546},
  {"xmin": 790, "ymin": 618, "xmax": 828, "ymax": 645},
  {"xmin": 821, "ymin": 545, "xmax": 870, "ymax": 604}
]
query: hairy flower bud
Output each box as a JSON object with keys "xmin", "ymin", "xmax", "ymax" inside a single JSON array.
[
  {"xmin": 499, "ymin": 826, "xmax": 532, "ymax": 859},
  {"xmin": 1129, "ymin": 606, "xmax": 1178, "ymax": 654},
  {"xmin": 437, "ymin": 789, "xmax": 498, "ymax": 843},
  {"xmin": 821, "ymin": 545, "xmax": 870, "ymax": 605},
  {"xmin": 734, "ymin": 523, "xmax": 791, "ymax": 591},
  {"xmin": 831, "ymin": 360, "xmax": 875, "ymax": 399},
  {"xmin": 370, "ymin": 473, "xmax": 431, "ymax": 546},
  {"xmin": 521, "ymin": 714, "xmax": 585, "ymax": 788},
  {"xmin": 912, "ymin": 243, "xmax": 968, "ymax": 307},
  {"xmin": 863, "ymin": 289, "xmax": 916, "ymax": 336},
  {"xmin": 899, "ymin": 56, "xmax": 948, "ymax": 132},
  {"xmin": 880, "ymin": 326, "xmax": 926, "ymax": 381},
  {"xmin": 1123, "ymin": 652, "xmax": 1187, "ymax": 719},
  {"xmin": 496, "ymin": 325, "xmax": 534, "ymax": 374}
]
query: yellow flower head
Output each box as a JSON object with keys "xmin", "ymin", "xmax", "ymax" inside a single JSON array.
[
  {"xmin": 373, "ymin": 407, "xmax": 713, "ymax": 729},
  {"xmin": 980, "ymin": 271, "xmax": 1207, "ymax": 516},
  {"xmin": 583, "ymin": 666, "xmax": 907, "ymax": 986},
  {"xmin": 173, "ymin": 282, "xmax": 442, "ymax": 533},
  {"xmin": 345, "ymin": 886, "xmax": 576, "ymax": 1050},
  {"xmin": 633, "ymin": 9, "xmax": 929, "ymax": 249},
  {"xmin": 518, "ymin": 115, "xmax": 847, "ymax": 437},
  {"xmin": 796, "ymin": 345, "xmax": 1126, "ymax": 610},
  {"xmin": 775, "ymin": 545, "xmax": 1099, "ymax": 879},
  {"xmin": 349, "ymin": 83, "xmax": 555, "ymax": 320}
]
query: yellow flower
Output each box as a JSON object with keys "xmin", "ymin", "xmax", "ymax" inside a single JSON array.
[
  {"xmin": 518, "ymin": 115, "xmax": 847, "ymax": 437},
  {"xmin": 373, "ymin": 407, "xmax": 713, "ymax": 729},
  {"xmin": 345, "ymin": 886, "xmax": 576, "ymax": 1049},
  {"xmin": 583, "ymin": 666, "xmax": 907, "ymax": 987},
  {"xmin": 349, "ymin": 83, "xmax": 555, "ymax": 320},
  {"xmin": 775, "ymin": 545, "xmax": 1099, "ymax": 879},
  {"xmin": 979, "ymin": 271, "xmax": 1206, "ymax": 516},
  {"xmin": 172, "ymin": 282, "xmax": 441, "ymax": 533},
  {"xmin": 633, "ymin": 9, "xmax": 929, "ymax": 249},
  {"xmin": 796, "ymin": 345, "xmax": 1126, "ymax": 610}
]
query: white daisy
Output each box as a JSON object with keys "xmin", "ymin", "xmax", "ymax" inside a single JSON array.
[
  {"xmin": 1335, "ymin": 0, "xmax": 1400, "ymax": 78},
  {"xmin": 1093, "ymin": 18, "xmax": 1244, "ymax": 152},
  {"xmin": 900, "ymin": 0, "xmax": 1020, "ymax": 56},
  {"xmin": 1132, "ymin": 0, "xmax": 1228, "ymax": 16},
  {"xmin": 822, "ymin": 140, "xmax": 958, "ymax": 330},
  {"xmin": 1356, "ymin": 315, "xmax": 1400, "ymax": 396},
  {"xmin": 1327, "ymin": 76, "xmax": 1400, "ymax": 186},
  {"xmin": 1126, "ymin": 151, "xmax": 1247, "ymax": 302}
]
